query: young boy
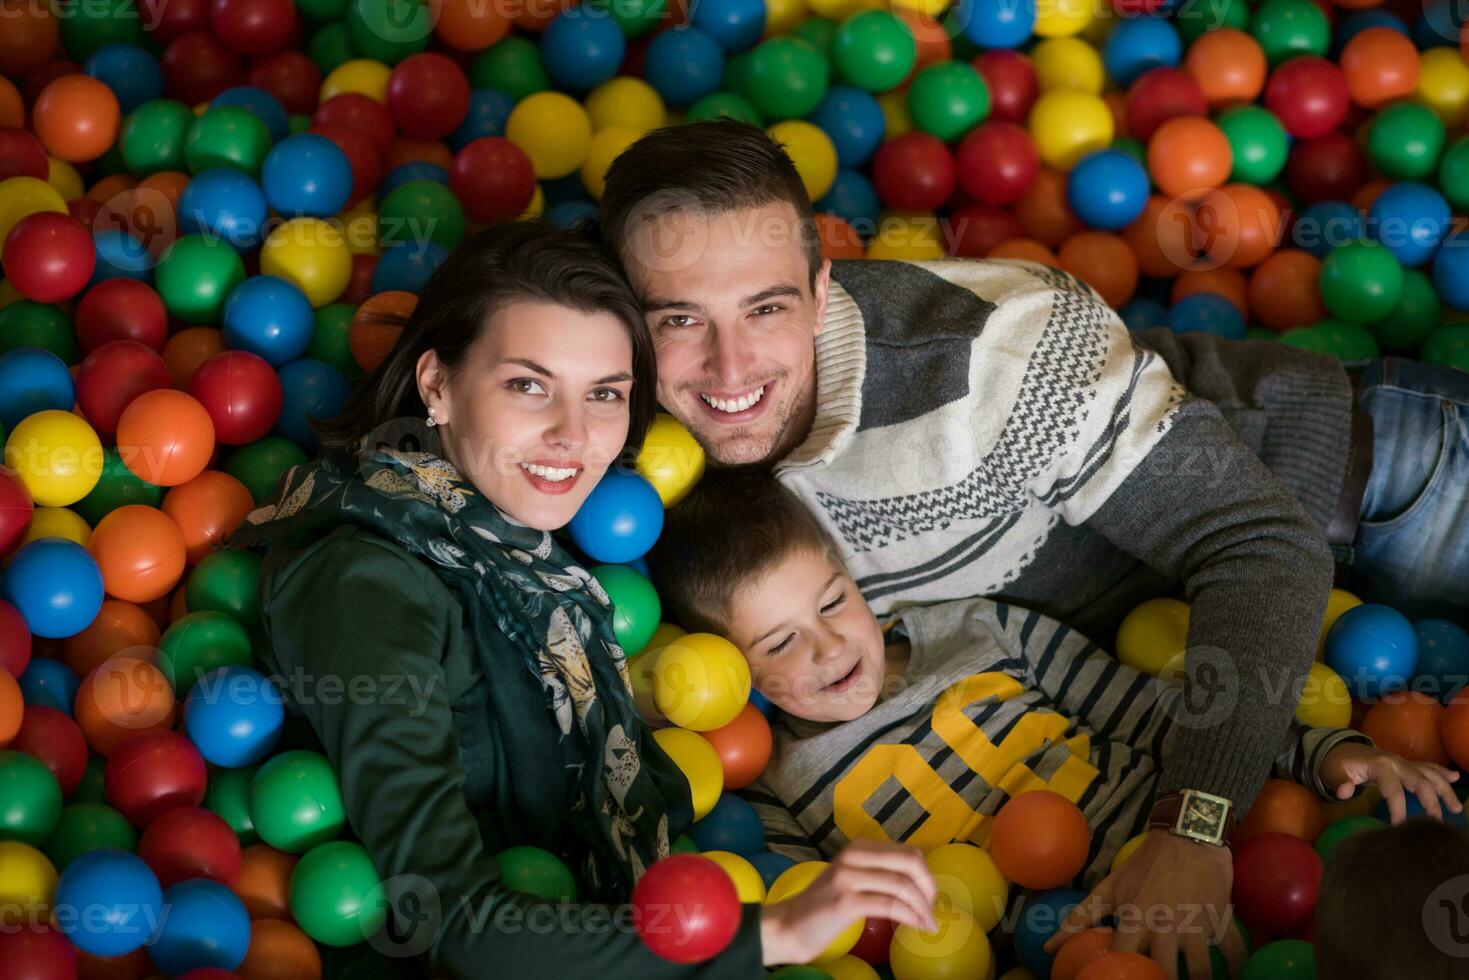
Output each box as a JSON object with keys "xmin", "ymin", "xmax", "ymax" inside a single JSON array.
[{"xmin": 646, "ymin": 469, "xmax": 1459, "ymax": 891}]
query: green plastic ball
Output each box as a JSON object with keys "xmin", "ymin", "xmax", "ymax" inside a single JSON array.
[
  {"xmin": 1437, "ymin": 136, "xmax": 1469, "ymax": 212},
  {"xmin": 744, "ymin": 37, "xmax": 830, "ymax": 121},
  {"xmin": 156, "ymin": 234, "xmax": 248, "ymax": 325},
  {"xmin": 606, "ymin": 0, "xmax": 669, "ymax": 38},
  {"xmin": 185, "ymin": 107, "xmax": 273, "ymax": 177},
  {"xmin": 1278, "ymin": 325, "xmax": 1337, "ymax": 354},
  {"xmin": 288, "ymin": 113, "xmax": 313, "ymax": 135},
  {"xmin": 471, "ymin": 37, "xmax": 550, "ymax": 102},
  {"xmin": 1240, "ymin": 939, "xmax": 1315, "ymax": 980},
  {"xmin": 308, "ymin": 21, "xmax": 359, "ymax": 76},
  {"xmin": 186, "ymin": 550, "xmax": 263, "ymax": 632},
  {"xmin": 685, "ymin": 92, "xmax": 764, "ymax": 126},
  {"xmin": 907, "ymin": 61, "xmax": 990, "ymax": 142},
  {"xmin": 57, "ymin": 0, "xmax": 144, "ymax": 60},
  {"xmin": 204, "ymin": 764, "xmax": 260, "ymax": 846},
  {"xmin": 1176, "ymin": 0, "xmax": 1251, "ymax": 45},
  {"xmin": 1314, "ymin": 814, "xmax": 1384, "ymax": 863},
  {"xmin": 1319, "ymin": 240, "xmax": 1405, "ymax": 324},
  {"xmin": 70, "ymin": 757, "xmax": 107, "ymax": 805},
  {"xmin": 0, "ymin": 302, "xmax": 78, "ymax": 362},
  {"xmin": 346, "ymin": 0, "xmax": 432, "ymax": 63},
  {"xmin": 44, "ymin": 803, "xmax": 138, "ymax": 871},
  {"xmin": 0, "ymin": 751, "xmax": 64, "ymax": 846},
  {"xmin": 309, "ymin": 303, "xmax": 364, "ymax": 382},
  {"xmin": 120, "ymin": 99, "xmax": 197, "ymax": 176},
  {"xmin": 160, "ymin": 611, "xmax": 254, "ymax": 696},
  {"xmin": 227, "ymin": 436, "xmax": 311, "ymax": 504},
  {"xmin": 831, "ymin": 10, "xmax": 916, "ymax": 93},
  {"xmin": 251, "ymin": 750, "xmax": 346, "ymax": 854},
  {"xmin": 793, "ymin": 16, "xmax": 837, "ymax": 58},
  {"xmin": 1219, "ymin": 106, "xmax": 1289, "ymax": 186},
  {"xmin": 671, "ymin": 833, "xmax": 700, "ymax": 854},
  {"xmin": 1314, "ymin": 318, "xmax": 1381, "ymax": 361},
  {"xmin": 1111, "ymin": 136, "xmax": 1147, "ymax": 170},
  {"xmin": 1420, "ymin": 323, "xmax": 1469, "ymax": 365},
  {"xmin": 1246, "ymin": 326, "xmax": 1276, "ymax": 340},
  {"xmin": 1367, "ymin": 102, "xmax": 1446, "ymax": 180},
  {"xmin": 378, "ymin": 180, "xmax": 466, "ymax": 251},
  {"xmin": 297, "ymin": 0, "xmax": 348, "ymax": 19},
  {"xmin": 590, "ymin": 564, "xmax": 662, "ymax": 656},
  {"xmin": 493, "ymin": 845, "xmax": 578, "ymax": 901},
  {"xmin": 289, "ymin": 840, "xmax": 387, "ymax": 946},
  {"xmin": 1251, "ymin": 0, "xmax": 1331, "ymax": 67},
  {"xmin": 1372, "ymin": 268, "xmax": 1442, "ymax": 353},
  {"xmin": 72, "ymin": 448, "xmax": 166, "ymax": 527}
]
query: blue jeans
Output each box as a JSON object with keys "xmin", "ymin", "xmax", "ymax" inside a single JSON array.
[{"xmin": 1346, "ymin": 357, "xmax": 1469, "ymax": 624}]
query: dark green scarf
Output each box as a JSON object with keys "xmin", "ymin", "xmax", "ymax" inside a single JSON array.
[{"xmin": 227, "ymin": 441, "xmax": 691, "ymax": 898}]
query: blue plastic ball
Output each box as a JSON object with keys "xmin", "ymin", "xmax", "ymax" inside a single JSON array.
[
  {"xmin": 1369, "ymin": 181, "xmax": 1451, "ymax": 267},
  {"xmin": 4, "ymin": 539, "xmax": 105, "ymax": 640},
  {"xmin": 748, "ymin": 850, "xmax": 797, "ymax": 891},
  {"xmin": 645, "ymin": 28, "xmax": 727, "ymax": 107},
  {"xmin": 1067, "ymin": 149, "xmax": 1149, "ymax": 230},
  {"xmin": 1373, "ymin": 789, "xmax": 1469, "ymax": 827},
  {"xmin": 1433, "ymin": 231, "xmax": 1469, "ymax": 311},
  {"xmin": 956, "ymin": 0, "xmax": 1036, "ymax": 49},
  {"xmin": 371, "ymin": 242, "xmax": 449, "ymax": 294},
  {"xmin": 747, "ymin": 686, "xmax": 774, "ymax": 718},
  {"xmin": 84, "ymin": 43, "xmax": 163, "ymax": 113},
  {"xmin": 273, "ymin": 359, "xmax": 350, "ymax": 454},
  {"xmin": 1168, "ymin": 292, "xmax": 1247, "ymax": 339},
  {"xmin": 1415, "ymin": 0, "xmax": 1461, "ymax": 50},
  {"xmin": 179, "ymin": 168, "xmax": 270, "ymax": 250},
  {"xmin": 212, "ymin": 86, "xmax": 290, "ymax": 143},
  {"xmin": 1103, "ymin": 16, "xmax": 1183, "ymax": 87},
  {"xmin": 1414, "ymin": 619, "xmax": 1469, "ymax": 703},
  {"xmin": 90, "ymin": 230, "xmax": 154, "ymax": 284},
  {"xmin": 1326, "ymin": 603, "xmax": 1419, "ymax": 699},
  {"xmin": 1293, "ymin": 201, "xmax": 1363, "ymax": 258},
  {"xmin": 541, "ymin": 173, "xmax": 594, "ymax": 209},
  {"xmin": 448, "ymin": 89, "xmax": 515, "ymax": 151},
  {"xmin": 381, "ymin": 161, "xmax": 450, "ymax": 197},
  {"xmin": 18, "ymin": 657, "xmax": 80, "ymax": 714},
  {"xmin": 221, "ymin": 274, "xmax": 315, "ymax": 366},
  {"xmin": 261, "ymin": 133, "xmax": 353, "ymax": 218},
  {"xmin": 541, "ymin": 6, "xmax": 627, "ymax": 92},
  {"xmin": 568, "ymin": 468, "xmax": 665, "ymax": 564},
  {"xmin": 815, "ymin": 169, "xmax": 880, "ymax": 234},
  {"xmin": 184, "ymin": 665, "xmax": 286, "ymax": 767},
  {"xmin": 148, "ymin": 879, "xmax": 251, "ymax": 975},
  {"xmin": 54, "ymin": 850, "xmax": 164, "ymax": 957},
  {"xmin": 1015, "ymin": 888, "xmax": 1087, "ymax": 978},
  {"xmin": 545, "ymin": 200, "xmax": 600, "ymax": 228},
  {"xmin": 689, "ymin": 793, "xmax": 767, "ymax": 856},
  {"xmin": 1121, "ymin": 297, "xmax": 1170, "ymax": 330},
  {"xmin": 811, "ymin": 86, "xmax": 886, "ymax": 167},
  {"xmin": 690, "ymin": 0, "xmax": 767, "ymax": 53},
  {"xmin": 0, "ymin": 346, "xmax": 75, "ymax": 431}
]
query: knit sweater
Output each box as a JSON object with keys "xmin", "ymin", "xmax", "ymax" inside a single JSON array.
[{"xmin": 772, "ymin": 258, "xmax": 1353, "ymax": 812}]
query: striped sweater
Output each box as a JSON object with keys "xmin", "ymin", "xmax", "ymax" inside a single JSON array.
[{"xmin": 773, "ymin": 258, "xmax": 1353, "ymax": 812}]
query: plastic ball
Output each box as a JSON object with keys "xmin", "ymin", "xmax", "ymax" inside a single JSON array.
[
  {"xmin": 872, "ymin": 133, "xmax": 954, "ymax": 211},
  {"xmin": 1434, "ymin": 231, "xmax": 1469, "ymax": 312},
  {"xmin": 1169, "ymin": 292, "xmax": 1247, "ymax": 339},
  {"xmin": 155, "ymin": 235, "xmax": 246, "ymax": 325},
  {"xmin": 159, "ymin": 611, "xmax": 252, "ymax": 697},
  {"xmin": 0, "ymin": 921, "xmax": 76, "ymax": 977},
  {"xmin": 2, "ymin": 212, "xmax": 96, "ymax": 303},
  {"xmin": 505, "ymin": 91, "xmax": 593, "ymax": 179},
  {"xmin": 1320, "ymin": 240, "xmax": 1404, "ymax": 324},
  {"xmin": 1013, "ymin": 888, "xmax": 1086, "ymax": 977},
  {"xmin": 1114, "ymin": 598, "xmax": 1188, "ymax": 677},
  {"xmin": 4, "ymin": 538, "xmax": 105, "ymax": 639},
  {"xmin": 1325, "ymin": 603, "xmax": 1418, "ymax": 699},
  {"xmin": 701, "ymin": 850, "xmax": 765, "ymax": 903},
  {"xmin": 73, "ymin": 341, "xmax": 171, "ymax": 436},
  {"xmin": 73, "ymin": 655, "xmax": 176, "ymax": 756},
  {"xmin": 1414, "ymin": 619, "xmax": 1469, "ymax": 703},
  {"xmin": 1238, "ymin": 779, "xmax": 1326, "ymax": 844},
  {"xmin": 32, "ymin": 75, "xmax": 120, "ymax": 163},
  {"xmin": 1104, "ymin": 16, "xmax": 1182, "ymax": 88},
  {"xmin": 568, "ymin": 467, "xmax": 664, "ymax": 564},
  {"xmin": 220, "ymin": 275, "xmax": 314, "ymax": 367},
  {"xmin": 701, "ymin": 703, "xmax": 773, "ymax": 791},
  {"xmin": 289, "ymin": 840, "xmax": 386, "ymax": 947},
  {"xmin": 183, "ymin": 665, "xmax": 283, "ymax": 768},
  {"xmin": 185, "ymin": 106, "xmax": 272, "ymax": 176},
  {"xmin": 541, "ymin": 7, "xmax": 626, "ymax": 93},
  {"xmin": 1251, "ymin": 0, "xmax": 1331, "ymax": 67},
  {"xmin": 150, "ymin": 878, "xmax": 250, "ymax": 973},
  {"xmin": 926, "ymin": 843, "xmax": 1009, "ymax": 933},
  {"xmin": 0, "ymin": 346, "xmax": 74, "ymax": 433},
  {"xmin": 1217, "ymin": 105, "xmax": 1288, "ymax": 186},
  {"xmin": 767, "ymin": 861, "xmax": 862, "ymax": 962},
  {"xmin": 810, "ymin": 87, "xmax": 885, "ymax": 168},
  {"xmin": 632, "ymin": 854, "xmax": 742, "ymax": 963},
  {"xmin": 384, "ymin": 52, "xmax": 470, "ymax": 140},
  {"xmin": 890, "ymin": 904, "xmax": 992, "ymax": 980},
  {"xmin": 1295, "ymin": 661, "xmax": 1351, "ymax": 728},
  {"xmin": 1361, "ymin": 691, "xmax": 1449, "ymax": 766},
  {"xmin": 0, "ymin": 177, "xmax": 67, "ymax": 257},
  {"xmin": 494, "ymin": 845, "xmax": 577, "ymax": 901},
  {"xmin": 652, "ymin": 633, "xmax": 751, "ymax": 732},
  {"xmin": 250, "ymin": 750, "xmax": 344, "ymax": 853},
  {"xmin": 770, "ymin": 119, "xmax": 838, "ymax": 201},
  {"xmin": 137, "ymin": 805, "xmax": 242, "ymax": 887},
  {"xmin": 689, "ymin": 792, "xmax": 765, "ymax": 856},
  {"xmin": 1184, "ymin": 28, "xmax": 1267, "ymax": 107},
  {"xmin": 0, "ymin": 749, "xmax": 62, "ymax": 844},
  {"xmin": 1340, "ymin": 26, "xmax": 1420, "ymax": 109},
  {"xmin": 53, "ymin": 850, "xmax": 162, "ymax": 956},
  {"xmin": 988, "ymin": 789, "xmax": 1091, "ymax": 890},
  {"xmin": 113, "ymin": 388, "xmax": 216, "ymax": 488},
  {"xmin": 652, "ymin": 727, "xmax": 723, "ymax": 820},
  {"xmin": 259, "ymin": 133, "xmax": 351, "ymax": 218},
  {"xmin": 1231, "ymin": 832, "xmax": 1322, "ymax": 935},
  {"xmin": 589, "ymin": 563, "xmax": 661, "ymax": 656},
  {"xmin": 635, "ymin": 414, "xmax": 705, "ymax": 508},
  {"xmin": 956, "ymin": 0, "xmax": 1035, "ymax": 48},
  {"xmin": 955, "ymin": 122, "xmax": 1038, "ymax": 208},
  {"xmin": 1147, "ymin": 115, "xmax": 1232, "ymax": 197},
  {"xmin": 186, "ymin": 350, "xmax": 285, "ymax": 449},
  {"xmin": 1067, "ymin": 150, "xmax": 1148, "ymax": 230},
  {"xmin": 88, "ymin": 505, "xmax": 187, "ymax": 604},
  {"xmin": 260, "ymin": 217, "xmax": 352, "ymax": 307},
  {"xmin": 1032, "ymin": 37, "xmax": 1105, "ymax": 95},
  {"xmin": 644, "ymin": 28, "xmax": 727, "ymax": 108},
  {"xmin": 1125, "ymin": 66, "xmax": 1207, "ymax": 143},
  {"xmin": 1029, "ymin": 90, "xmax": 1113, "ymax": 169},
  {"xmin": 830, "ymin": 11, "xmax": 916, "ymax": 93},
  {"xmin": 907, "ymin": 61, "xmax": 990, "ymax": 142},
  {"xmin": 1367, "ymin": 102, "xmax": 1445, "ymax": 181},
  {"xmin": 1369, "ymin": 181, "xmax": 1451, "ymax": 268},
  {"xmin": 103, "ymin": 729, "xmax": 207, "ymax": 827},
  {"xmin": 272, "ymin": 358, "xmax": 348, "ymax": 453},
  {"xmin": 61, "ymin": 599, "xmax": 157, "ymax": 680}
]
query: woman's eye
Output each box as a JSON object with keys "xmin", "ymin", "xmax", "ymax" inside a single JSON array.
[
  {"xmin": 590, "ymin": 387, "xmax": 626, "ymax": 403},
  {"xmin": 508, "ymin": 378, "xmax": 546, "ymax": 395}
]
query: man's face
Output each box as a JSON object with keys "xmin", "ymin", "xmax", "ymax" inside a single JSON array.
[{"xmin": 620, "ymin": 201, "xmax": 830, "ymax": 467}]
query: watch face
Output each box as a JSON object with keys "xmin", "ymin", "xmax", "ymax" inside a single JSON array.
[{"xmin": 1181, "ymin": 797, "xmax": 1227, "ymax": 837}]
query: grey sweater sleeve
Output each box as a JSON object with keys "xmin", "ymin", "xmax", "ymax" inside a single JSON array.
[{"xmin": 1080, "ymin": 396, "xmax": 1336, "ymax": 813}]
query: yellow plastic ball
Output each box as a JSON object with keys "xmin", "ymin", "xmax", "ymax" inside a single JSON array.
[
  {"xmin": 764, "ymin": 0, "xmax": 809, "ymax": 37},
  {"xmin": 823, "ymin": 954, "xmax": 883, "ymax": 980},
  {"xmin": 339, "ymin": 198, "xmax": 380, "ymax": 257},
  {"xmin": 586, "ymin": 76, "xmax": 667, "ymax": 133},
  {"xmin": 46, "ymin": 157, "xmax": 84, "ymax": 202},
  {"xmin": 1418, "ymin": 47, "xmax": 1469, "ymax": 130},
  {"xmin": 506, "ymin": 92, "xmax": 594, "ymax": 180},
  {"xmin": 879, "ymin": 89, "xmax": 914, "ymax": 140},
  {"xmin": 260, "ymin": 217, "xmax": 353, "ymax": 307},
  {"xmin": 0, "ymin": 176, "xmax": 67, "ymax": 258},
  {"xmin": 890, "ymin": 905, "xmax": 993, "ymax": 980},
  {"xmin": 12, "ymin": 506, "xmax": 92, "ymax": 554},
  {"xmin": 581, "ymin": 126, "xmax": 643, "ymax": 202},
  {"xmin": 0, "ymin": 279, "xmax": 22, "ymax": 311},
  {"xmin": 320, "ymin": 58, "xmax": 392, "ymax": 103},
  {"xmin": 629, "ymin": 647, "xmax": 667, "ymax": 725},
  {"xmin": 4, "ymin": 410, "xmax": 104, "ymax": 508},
  {"xmin": 766, "ymin": 861, "xmax": 863, "ymax": 963},
  {"xmin": 1031, "ymin": 37, "xmax": 1106, "ymax": 95},
  {"xmin": 867, "ymin": 212, "xmax": 944, "ymax": 260},
  {"xmin": 1029, "ymin": 90, "xmax": 1113, "ymax": 169},
  {"xmin": 1034, "ymin": 0, "xmax": 1094, "ymax": 37},
  {"xmin": 890, "ymin": 0, "xmax": 948, "ymax": 17},
  {"xmin": 1296, "ymin": 661, "xmax": 1351, "ymax": 729},
  {"xmin": 652, "ymin": 726, "xmax": 723, "ymax": 820},
  {"xmin": 807, "ymin": 0, "xmax": 867, "ymax": 19},
  {"xmin": 925, "ymin": 843, "xmax": 1009, "ymax": 932},
  {"xmin": 1110, "ymin": 832, "xmax": 1147, "ymax": 872},
  {"xmin": 518, "ymin": 183, "xmax": 546, "ymax": 222},
  {"xmin": 652, "ymin": 633, "xmax": 751, "ymax": 731},
  {"xmin": 0, "ymin": 842, "xmax": 58, "ymax": 926},
  {"xmin": 769, "ymin": 120, "xmax": 838, "ymax": 201},
  {"xmin": 636, "ymin": 413, "xmax": 706, "ymax": 507},
  {"xmin": 1115, "ymin": 597, "xmax": 1189, "ymax": 678},
  {"xmin": 701, "ymin": 850, "xmax": 767, "ymax": 903},
  {"xmin": 1318, "ymin": 587, "xmax": 1363, "ymax": 658}
]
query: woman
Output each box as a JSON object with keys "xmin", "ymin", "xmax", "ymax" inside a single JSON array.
[{"xmin": 227, "ymin": 220, "xmax": 935, "ymax": 979}]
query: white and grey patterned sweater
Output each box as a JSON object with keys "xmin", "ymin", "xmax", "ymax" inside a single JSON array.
[{"xmin": 773, "ymin": 258, "xmax": 1354, "ymax": 811}]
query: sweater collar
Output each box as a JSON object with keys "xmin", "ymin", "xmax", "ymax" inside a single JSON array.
[{"xmin": 776, "ymin": 278, "xmax": 867, "ymax": 472}]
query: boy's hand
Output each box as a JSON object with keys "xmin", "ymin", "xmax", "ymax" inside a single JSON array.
[{"xmin": 1320, "ymin": 741, "xmax": 1462, "ymax": 823}]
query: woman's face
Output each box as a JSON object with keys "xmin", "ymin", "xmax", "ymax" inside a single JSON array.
[{"xmin": 419, "ymin": 300, "xmax": 636, "ymax": 531}]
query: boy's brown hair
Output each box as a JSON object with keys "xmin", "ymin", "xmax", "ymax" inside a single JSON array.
[
  {"xmin": 1315, "ymin": 818, "xmax": 1469, "ymax": 980},
  {"xmin": 646, "ymin": 468, "xmax": 841, "ymax": 637}
]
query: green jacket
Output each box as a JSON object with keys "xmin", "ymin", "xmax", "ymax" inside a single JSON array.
[{"xmin": 255, "ymin": 523, "xmax": 765, "ymax": 979}]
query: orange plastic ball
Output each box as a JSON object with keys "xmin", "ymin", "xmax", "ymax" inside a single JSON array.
[
  {"xmin": 1194, "ymin": 183, "xmax": 1282, "ymax": 269},
  {"xmin": 350, "ymin": 291, "xmax": 416, "ymax": 373},
  {"xmin": 87, "ymin": 174, "xmax": 137, "ymax": 204},
  {"xmin": 88, "ymin": 505, "xmax": 187, "ymax": 603},
  {"xmin": 1053, "ymin": 928, "xmax": 1115, "ymax": 980},
  {"xmin": 989, "ymin": 238, "xmax": 1061, "ymax": 266},
  {"xmin": 431, "ymin": 0, "xmax": 513, "ymax": 51},
  {"xmin": 897, "ymin": 9, "xmax": 952, "ymax": 70},
  {"xmin": 1077, "ymin": 951, "xmax": 1167, "ymax": 980},
  {"xmin": 1172, "ymin": 267, "xmax": 1250, "ymax": 317},
  {"xmin": 74, "ymin": 654, "xmax": 177, "ymax": 755},
  {"xmin": 1016, "ymin": 168, "xmax": 1083, "ymax": 247},
  {"xmin": 1362, "ymin": 691, "xmax": 1450, "ymax": 766},
  {"xmin": 816, "ymin": 212, "xmax": 865, "ymax": 260},
  {"xmin": 138, "ymin": 171, "xmax": 190, "ymax": 217},
  {"xmin": 1059, "ymin": 231, "xmax": 1138, "ymax": 309},
  {"xmin": 32, "ymin": 75, "xmax": 121, "ymax": 163},
  {"xmin": 1443, "ymin": 690, "xmax": 1469, "ymax": 770},
  {"xmin": 1184, "ymin": 28, "xmax": 1267, "ymax": 108},
  {"xmin": 1122, "ymin": 195, "xmax": 1195, "ymax": 279},
  {"xmin": 238, "ymin": 917, "xmax": 323, "ymax": 980},
  {"xmin": 387, "ymin": 138, "xmax": 455, "ymax": 172},
  {"xmin": 1238, "ymin": 778, "xmax": 1327, "ymax": 844},
  {"xmin": 0, "ymin": 76, "xmax": 23, "ymax": 129},
  {"xmin": 162, "ymin": 470, "xmax": 255, "ymax": 565},
  {"xmin": 988, "ymin": 789, "xmax": 1092, "ymax": 890},
  {"xmin": 1352, "ymin": 179, "xmax": 1391, "ymax": 215},
  {"xmin": 63, "ymin": 600, "xmax": 162, "ymax": 679},
  {"xmin": 163, "ymin": 327, "xmax": 226, "ymax": 389},
  {"xmin": 700, "ymin": 703, "xmax": 773, "ymax": 791},
  {"xmin": 0, "ymin": 667, "xmax": 21, "ymax": 747},
  {"xmin": 1340, "ymin": 27, "xmax": 1421, "ymax": 109},
  {"xmin": 1248, "ymin": 249, "xmax": 1327, "ymax": 331},
  {"xmin": 234, "ymin": 844, "xmax": 300, "ymax": 920},
  {"xmin": 0, "ymin": 0, "xmax": 59, "ymax": 79},
  {"xmin": 1147, "ymin": 116, "xmax": 1233, "ymax": 198},
  {"xmin": 115, "ymin": 389, "xmax": 216, "ymax": 487}
]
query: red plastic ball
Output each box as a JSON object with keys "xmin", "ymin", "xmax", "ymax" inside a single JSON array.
[
  {"xmin": 1126, "ymin": 67, "xmax": 1207, "ymax": 142},
  {"xmin": 0, "ymin": 923, "xmax": 78, "ymax": 980},
  {"xmin": 311, "ymin": 123, "xmax": 382, "ymax": 206},
  {"xmin": 246, "ymin": 50, "xmax": 321, "ymax": 115},
  {"xmin": 973, "ymin": 50, "xmax": 1038, "ymax": 126},
  {"xmin": 1232, "ymin": 831, "xmax": 1323, "ymax": 936},
  {"xmin": 0, "ymin": 469, "xmax": 34, "ymax": 560},
  {"xmin": 313, "ymin": 93, "xmax": 395, "ymax": 162},
  {"xmin": 0, "ymin": 599, "xmax": 32, "ymax": 677},
  {"xmin": 76, "ymin": 340, "xmax": 174, "ymax": 434},
  {"xmin": 344, "ymin": 252, "xmax": 378, "ymax": 306},
  {"xmin": 138, "ymin": 805, "xmax": 244, "ymax": 887},
  {"xmin": 944, "ymin": 204, "xmax": 1023, "ymax": 257},
  {"xmin": 141, "ymin": 0, "xmax": 209, "ymax": 44},
  {"xmin": 161, "ymin": 31, "xmax": 244, "ymax": 106},
  {"xmin": 849, "ymin": 916, "xmax": 896, "ymax": 966},
  {"xmin": 1265, "ymin": 56, "xmax": 1349, "ymax": 139},
  {"xmin": 872, "ymin": 132, "xmax": 956, "ymax": 211},
  {"xmin": 188, "ymin": 349, "xmax": 285, "ymax": 445},
  {"xmin": 956, "ymin": 121, "xmax": 1039, "ymax": 206},
  {"xmin": 11, "ymin": 705, "xmax": 89, "ymax": 797},
  {"xmin": 450, "ymin": 137, "xmax": 537, "ymax": 225},
  {"xmin": 1286, "ymin": 132, "xmax": 1366, "ymax": 205},
  {"xmin": 2, "ymin": 211, "xmax": 97, "ymax": 303},
  {"xmin": 632, "ymin": 855, "xmax": 742, "ymax": 963},
  {"xmin": 209, "ymin": 0, "xmax": 297, "ymax": 56},
  {"xmin": 387, "ymin": 52, "xmax": 471, "ymax": 140},
  {"xmin": 75, "ymin": 279, "xmax": 170, "ymax": 354},
  {"xmin": 104, "ymin": 730, "xmax": 208, "ymax": 827},
  {"xmin": 0, "ymin": 127, "xmax": 49, "ymax": 181}
]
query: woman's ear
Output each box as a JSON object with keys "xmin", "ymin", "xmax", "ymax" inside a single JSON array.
[{"xmin": 415, "ymin": 348, "xmax": 451, "ymax": 426}]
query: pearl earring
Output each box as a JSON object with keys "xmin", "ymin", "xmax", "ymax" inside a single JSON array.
[{"xmin": 426, "ymin": 407, "xmax": 439, "ymax": 428}]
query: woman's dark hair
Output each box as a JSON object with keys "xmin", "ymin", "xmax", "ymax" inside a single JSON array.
[{"xmin": 313, "ymin": 219, "xmax": 657, "ymax": 459}]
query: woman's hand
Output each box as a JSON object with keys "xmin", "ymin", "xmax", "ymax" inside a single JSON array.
[
  {"xmin": 1320, "ymin": 741, "xmax": 1462, "ymax": 822},
  {"xmin": 759, "ymin": 839, "xmax": 937, "ymax": 967},
  {"xmin": 1043, "ymin": 830, "xmax": 1245, "ymax": 980}
]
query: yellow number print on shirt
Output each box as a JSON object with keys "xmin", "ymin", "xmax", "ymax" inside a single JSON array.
[{"xmin": 831, "ymin": 672, "xmax": 1100, "ymax": 853}]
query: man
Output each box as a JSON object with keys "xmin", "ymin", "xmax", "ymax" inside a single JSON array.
[{"xmin": 598, "ymin": 120, "xmax": 1469, "ymax": 978}]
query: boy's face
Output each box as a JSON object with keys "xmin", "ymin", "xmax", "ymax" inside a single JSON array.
[{"xmin": 725, "ymin": 547, "xmax": 887, "ymax": 723}]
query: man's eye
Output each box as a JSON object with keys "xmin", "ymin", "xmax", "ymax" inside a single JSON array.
[
  {"xmin": 754, "ymin": 305, "xmax": 783, "ymax": 316},
  {"xmin": 662, "ymin": 315, "xmax": 695, "ymax": 329}
]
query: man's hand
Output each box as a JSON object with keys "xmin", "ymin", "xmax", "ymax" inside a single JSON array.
[
  {"xmin": 1321, "ymin": 741, "xmax": 1462, "ymax": 823},
  {"xmin": 1042, "ymin": 830, "xmax": 1247, "ymax": 980}
]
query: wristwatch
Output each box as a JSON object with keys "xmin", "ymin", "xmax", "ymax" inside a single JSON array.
[{"xmin": 1148, "ymin": 789, "xmax": 1236, "ymax": 847}]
